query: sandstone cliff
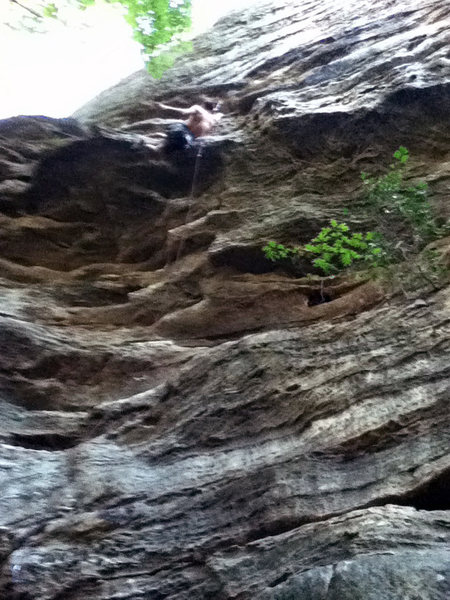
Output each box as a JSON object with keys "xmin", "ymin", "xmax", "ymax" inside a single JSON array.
[{"xmin": 0, "ymin": 0, "xmax": 449, "ymax": 598}]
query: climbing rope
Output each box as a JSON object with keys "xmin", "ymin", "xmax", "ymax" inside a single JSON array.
[{"xmin": 164, "ymin": 140, "xmax": 204, "ymax": 266}]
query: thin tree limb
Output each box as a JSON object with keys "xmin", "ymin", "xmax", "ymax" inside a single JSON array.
[{"xmin": 9, "ymin": 0, "xmax": 42, "ymax": 20}]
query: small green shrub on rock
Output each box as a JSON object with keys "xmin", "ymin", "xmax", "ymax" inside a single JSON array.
[
  {"xmin": 304, "ymin": 220, "xmax": 384, "ymax": 275},
  {"xmin": 263, "ymin": 221, "xmax": 385, "ymax": 276},
  {"xmin": 362, "ymin": 146, "xmax": 439, "ymax": 247},
  {"xmin": 263, "ymin": 147, "xmax": 448, "ymax": 282}
]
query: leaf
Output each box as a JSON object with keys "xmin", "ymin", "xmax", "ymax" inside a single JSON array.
[
  {"xmin": 314, "ymin": 258, "xmax": 333, "ymax": 275},
  {"xmin": 43, "ymin": 3, "xmax": 58, "ymax": 18},
  {"xmin": 262, "ymin": 246, "xmax": 275, "ymax": 261},
  {"xmin": 305, "ymin": 244, "xmax": 320, "ymax": 254},
  {"xmin": 346, "ymin": 237, "xmax": 362, "ymax": 249},
  {"xmin": 341, "ymin": 252, "xmax": 352, "ymax": 266},
  {"xmin": 393, "ymin": 146, "xmax": 409, "ymax": 163}
]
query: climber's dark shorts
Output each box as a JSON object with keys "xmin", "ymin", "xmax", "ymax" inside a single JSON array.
[{"xmin": 164, "ymin": 123, "xmax": 195, "ymax": 153}]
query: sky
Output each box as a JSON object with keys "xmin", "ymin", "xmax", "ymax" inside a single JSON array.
[{"xmin": 0, "ymin": 0, "xmax": 254, "ymax": 119}]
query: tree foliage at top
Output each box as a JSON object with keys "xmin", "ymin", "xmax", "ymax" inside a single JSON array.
[{"xmin": 7, "ymin": 0, "xmax": 193, "ymax": 77}]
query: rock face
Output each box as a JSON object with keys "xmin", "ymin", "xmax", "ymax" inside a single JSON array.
[{"xmin": 0, "ymin": 0, "xmax": 449, "ymax": 598}]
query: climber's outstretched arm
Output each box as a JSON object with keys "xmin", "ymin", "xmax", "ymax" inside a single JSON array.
[{"xmin": 157, "ymin": 103, "xmax": 193, "ymax": 118}]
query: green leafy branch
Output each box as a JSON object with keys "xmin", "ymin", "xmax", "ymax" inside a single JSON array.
[
  {"xmin": 362, "ymin": 145, "xmax": 438, "ymax": 244},
  {"xmin": 304, "ymin": 220, "xmax": 385, "ymax": 275},
  {"xmin": 263, "ymin": 221, "xmax": 385, "ymax": 276},
  {"xmin": 8, "ymin": 0, "xmax": 193, "ymax": 77},
  {"xmin": 262, "ymin": 241, "xmax": 299, "ymax": 262}
]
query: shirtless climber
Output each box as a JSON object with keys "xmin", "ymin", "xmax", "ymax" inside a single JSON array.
[{"xmin": 156, "ymin": 101, "xmax": 221, "ymax": 153}]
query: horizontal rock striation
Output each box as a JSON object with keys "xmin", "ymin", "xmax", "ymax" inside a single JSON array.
[{"xmin": 0, "ymin": 0, "xmax": 449, "ymax": 598}]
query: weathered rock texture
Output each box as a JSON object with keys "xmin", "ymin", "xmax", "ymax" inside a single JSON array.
[{"xmin": 0, "ymin": 0, "xmax": 449, "ymax": 598}]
